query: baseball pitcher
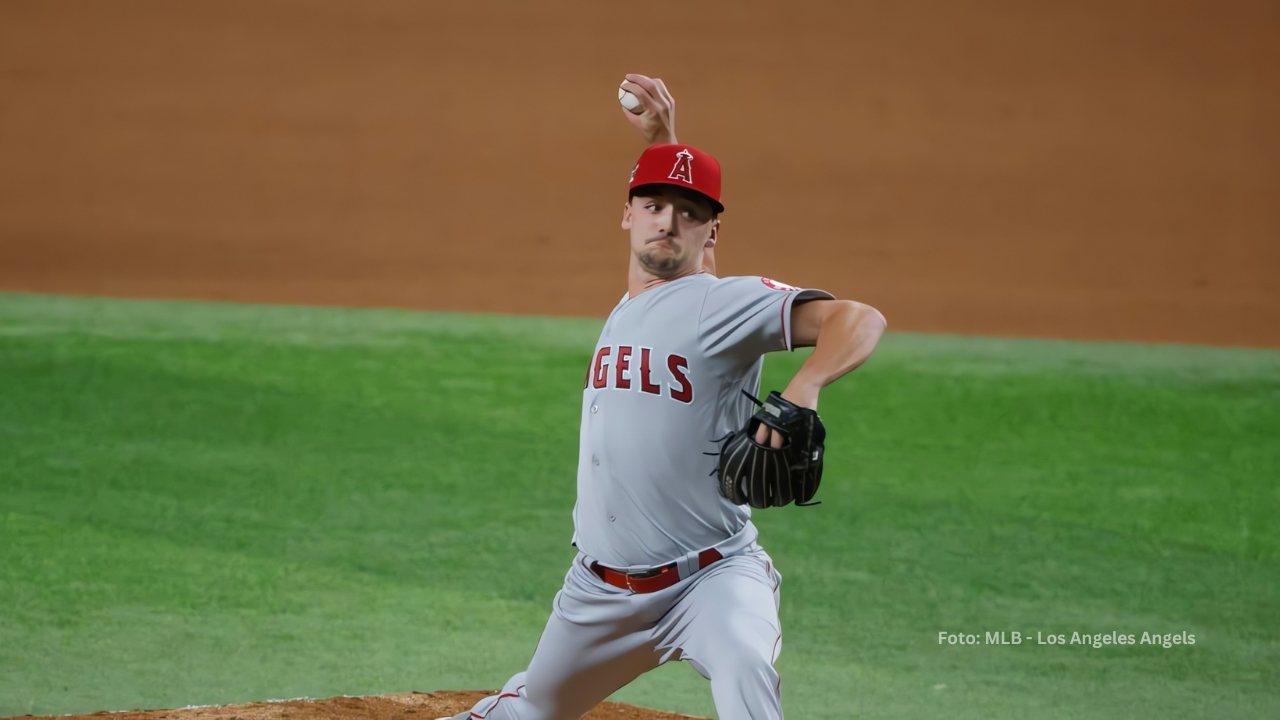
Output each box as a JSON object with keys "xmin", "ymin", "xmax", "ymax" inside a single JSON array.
[{"xmin": 440, "ymin": 74, "xmax": 887, "ymax": 720}]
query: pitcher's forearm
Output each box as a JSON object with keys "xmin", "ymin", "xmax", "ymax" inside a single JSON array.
[{"xmin": 784, "ymin": 301, "xmax": 886, "ymax": 408}]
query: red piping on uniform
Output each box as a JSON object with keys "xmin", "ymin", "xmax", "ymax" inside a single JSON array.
[
  {"xmin": 470, "ymin": 685, "xmax": 526, "ymax": 719},
  {"xmin": 772, "ymin": 633, "xmax": 783, "ymax": 697},
  {"xmin": 770, "ymin": 559, "xmax": 783, "ymax": 699},
  {"xmin": 779, "ymin": 295, "xmax": 791, "ymax": 351}
]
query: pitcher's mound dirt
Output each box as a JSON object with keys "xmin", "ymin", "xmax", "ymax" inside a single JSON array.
[{"xmin": 8, "ymin": 692, "xmax": 709, "ymax": 720}]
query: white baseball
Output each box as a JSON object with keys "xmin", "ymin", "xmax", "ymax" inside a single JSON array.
[{"xmin": 618, "ymin": 87, "xmax": 644, "ymax": 114}]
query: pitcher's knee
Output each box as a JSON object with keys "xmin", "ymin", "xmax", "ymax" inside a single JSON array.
[
  {"xmin": 706, "ymin": 651, "xmax": 782, "ymax": 720},
  {"xmin": 705, "ymin": 643, "xmax": 778, "ymax": 689}
]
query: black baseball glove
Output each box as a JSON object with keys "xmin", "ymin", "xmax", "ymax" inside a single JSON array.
[{"xmin": 717, "ymin": 391, "xmax": 826, "ymax": 508}]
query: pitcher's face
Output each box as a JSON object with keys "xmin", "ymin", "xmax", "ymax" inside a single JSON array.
[{"xmin": 622, "ymin": 188, "xmax": 719, "ymax": 279}]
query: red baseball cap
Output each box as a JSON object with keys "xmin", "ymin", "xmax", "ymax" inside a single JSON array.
[{"xmin": 628, "ymin": 143, "xmax": 724, "ymax": 213}]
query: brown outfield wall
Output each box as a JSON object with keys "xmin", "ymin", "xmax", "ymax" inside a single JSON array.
[{"xmin": 0, "ymin": 0, "xmax": 1277, "ymax": 346}]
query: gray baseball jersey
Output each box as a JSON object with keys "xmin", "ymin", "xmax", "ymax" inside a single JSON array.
[
  {"xmin": 448, "ymin": 272, "xmax": 833, "ymax": 720},
  {"xmin": 574, "ymin": 272, "xmax": 833, "ymax": 569}
]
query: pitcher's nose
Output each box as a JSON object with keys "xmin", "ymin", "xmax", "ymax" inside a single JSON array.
[{"xmin": 655, "ymin": 205, "xmax": 676, "ymax": 235}]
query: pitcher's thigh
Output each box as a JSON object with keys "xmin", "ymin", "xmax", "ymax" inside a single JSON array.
[
  {"xmin": 518, "ymin": 596, "xmax": 662, "ymax": 718},
  {"xmin": 665, "ymin": 553, "xmax": 784, "ymax": 716}
]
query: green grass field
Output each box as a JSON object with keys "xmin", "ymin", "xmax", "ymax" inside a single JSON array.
[{"xmin": 1, "ymin": 292, "xmax": 1277, "ymax": 719}]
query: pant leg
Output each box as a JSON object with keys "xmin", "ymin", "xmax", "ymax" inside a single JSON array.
[
  {"xmin": 461, "ymin": 556, "xmax": 664, "ymax": 720},
  {"xmin": 657, "ymin": 547, "xmax": 784, "ymax": 720}
]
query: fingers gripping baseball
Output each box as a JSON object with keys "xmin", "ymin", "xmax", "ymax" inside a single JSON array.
[{"xmin": 618, "ymin": 73, "xmax": 677, "ymax": 145}]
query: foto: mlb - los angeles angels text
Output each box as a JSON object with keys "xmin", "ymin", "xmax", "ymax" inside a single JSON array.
[{"xmin": 938, "ymin": 630, "xmax": 1196, "ymax": 648}]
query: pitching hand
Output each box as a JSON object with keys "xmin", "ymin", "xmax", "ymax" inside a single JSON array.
[{"xmin": 619, "ymin": 74, "xmax": 677, "ymax": 145}]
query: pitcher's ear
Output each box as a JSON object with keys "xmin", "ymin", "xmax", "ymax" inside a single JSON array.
[{"xmin": 621, "ymin": 202, "xmax": 632, "ymax": 230}]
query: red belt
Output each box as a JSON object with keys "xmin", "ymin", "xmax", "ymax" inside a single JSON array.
[{"xmin": 590, "ymin": 549, "xmax": 724, "ymax": 594}]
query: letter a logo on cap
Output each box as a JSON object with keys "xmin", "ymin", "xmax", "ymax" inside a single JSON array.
[{"xmin": 668, "ymin": 148, "xmax": 694, "ymax": 184}]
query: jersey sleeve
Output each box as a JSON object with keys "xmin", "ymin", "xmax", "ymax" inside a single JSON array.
[{"xmin": 698, "ymin": 276, "xmax": 835, "ymax": 364}]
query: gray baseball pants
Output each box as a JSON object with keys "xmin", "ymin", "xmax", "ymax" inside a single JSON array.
[{"xmin": 455, "ymin": 545, "xmax": 784, "ymax": 719}]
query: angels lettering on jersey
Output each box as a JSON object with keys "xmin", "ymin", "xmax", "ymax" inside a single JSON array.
[
  {"xmin": 582, "ymin": 275, "xmax": 828, "ymax": 407},
  {"xmin": 585, "ymin": 345, "xmax": 693, "ymax": 404}
]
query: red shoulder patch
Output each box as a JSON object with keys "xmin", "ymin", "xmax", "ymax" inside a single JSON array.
[{"xmin": 761, "ymin": 277, "xmax": 800, "ymax": 292}]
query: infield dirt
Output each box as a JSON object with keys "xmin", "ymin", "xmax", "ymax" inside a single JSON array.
[
  {"xmin": 7, "ymin": 693, "xmax": 708, "ymax": 720},
  {"xmin": 2, "ymin": 0, "xmax": 1277, "ymax": 348}
]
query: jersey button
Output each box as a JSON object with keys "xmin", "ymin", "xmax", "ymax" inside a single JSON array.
[
  {"xmin": 590, "ymin": 404, "xmax": 599, "ymax": 414},
  {"xmin": 592, "ymin": 455, "xmax": 600, "ymax": 466},
  {"xmin": 608, "ymin": 515, "xmax": 616, "ymax": 522}
]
